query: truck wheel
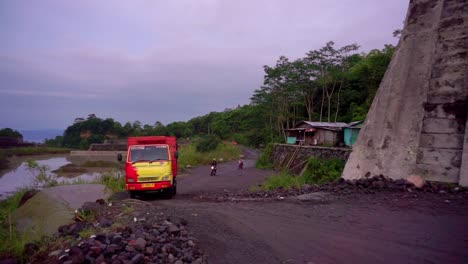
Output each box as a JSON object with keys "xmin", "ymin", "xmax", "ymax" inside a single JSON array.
[
  {"xmin": 129, "ymin": 191, "xmax": 136, "ymax": 199},
  {"xmin": 172, "ymin": 180, "xmax": 177, "ymax": 195},
  {"xmin": 163, "ymin": 189, "xmax": 173, "ymax": 199}
]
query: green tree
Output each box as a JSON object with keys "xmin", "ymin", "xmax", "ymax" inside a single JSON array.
[{"xmin": 0, "ymin": 128, "xmax": 23, "ymax": 139}]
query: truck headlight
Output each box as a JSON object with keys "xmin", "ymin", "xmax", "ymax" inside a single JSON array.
[
  {"xmin": 128, "ymin": 178, "xmax": 135, "ymax": 183},
  {"xmin": 162, "ymin": 176, "xmax": 169, "ymax": 181}
]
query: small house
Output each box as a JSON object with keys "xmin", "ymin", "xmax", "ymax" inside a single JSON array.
[
  {"xmin": 285, "ymin": 121, "xmax": 349, "ymax": 146},
  {"xmin": 344, "ymin": 121, "xmax": 364, "ymax": 147}
]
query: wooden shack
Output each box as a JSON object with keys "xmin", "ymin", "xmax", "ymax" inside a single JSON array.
[{"xmin": 285, "ymin": 121, "xmax": 348, "ymax": 146}]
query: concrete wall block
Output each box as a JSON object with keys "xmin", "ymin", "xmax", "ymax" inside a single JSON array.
[
  {"xmin": 419, "ymin": 133, "xmax": 464, "ymax": 149},
  {"xmin": 440, "ymin": 36, "xmax": 468, "ymax": 51},
  {"xmin": 430, "ymin": 62, "xmax": 467, "ymax": 79},
  {"xmin": 422, "ymin": 118, "xmax": 466, "ymax": 134},
  {"xmin": 342, "ymin": 0, "xmax": 467, "ymax": 184},
  {"xmin": 439, "ymin": 16, "xmax": 466, "ymax": 30},
  {"xmin": 428, "ymin": 76, "xmax": 466, "ymax": 96},
  {"xmin": 423, "ymin": 101, "xmax": 468, "ymax": 119},
  {"xmin": 459, "ymin": 117, "xmax": 468, "ymax": 186},
  {"xmin": 439, "ymin": 24, "xmax": 468, "ymax": 40},
  {"xmin": 434, "ymin": 51, "xmax": 467, "ymax": 65},
  {"xmin": 416, "ymin": 147, "xmax": 462, "ymax": 166},
  {"xmin": 423, "ymin": 104, "xmax": 455, "ymax": 119},
  {"xmin": 441, "ymin": 1, "xmax": 468, "ymax": 18},
  {"xmin": 414, "ymin": 163, "xmax": 460, "ymax": 183},
  {"xmin": 406, "ymin": 0, "xmax": 441, "ymax": 29},
  {"xmin": 426, "ymin": 93, "xmax": 468, "ymax": 104}
]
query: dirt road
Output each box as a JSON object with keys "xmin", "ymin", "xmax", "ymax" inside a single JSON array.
[
  {"xmin": 144, "ymin": 151, "xmax": 468, "ymax": 264},
  {"xmin": 176, "ymin": 148, "xmax": 268, "ymax": 197}
]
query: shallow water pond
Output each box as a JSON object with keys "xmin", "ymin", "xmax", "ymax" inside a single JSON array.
[{"xmin": 0, "ymin": 154, "xmax": 121, "ymax": 199}]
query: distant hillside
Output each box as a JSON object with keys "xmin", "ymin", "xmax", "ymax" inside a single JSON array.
[{"xmin": 20, "ymin": 129, "xmax": 63, "ymax": 143}]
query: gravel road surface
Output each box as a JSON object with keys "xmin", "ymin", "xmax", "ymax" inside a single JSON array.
[{"xmin": 135, "ymin": 150, "xmax": 468, "ymax": 264}]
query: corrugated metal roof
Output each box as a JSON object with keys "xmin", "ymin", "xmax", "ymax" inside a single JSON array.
[
  {"xmin": 347, "ymin": 120, "xmax": 364, "ymax": 128},
  {"xmin": 302, "ymin": 121, "xmax": 349, "ymax": 128}
]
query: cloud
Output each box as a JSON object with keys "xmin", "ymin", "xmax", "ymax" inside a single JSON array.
[
  {"xmin": 0, "ymin": 89, "xmax": 99, "ymax": 99},
  {"xmin": 0, "ymin": 0, "xmax": 408, "ymax": 129}
]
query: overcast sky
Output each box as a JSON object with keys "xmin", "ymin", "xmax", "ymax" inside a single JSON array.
[{"xmin": 0, "ymin": 0, "xmax": 408, "ymax": 130}]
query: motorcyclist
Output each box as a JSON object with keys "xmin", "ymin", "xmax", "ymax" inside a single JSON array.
[
  {"xmin": 210, "ymin": 158, "xmax": 217, "ymax": 176},
  {"xmin": 238, "ymin": 156, "xmax": 244, "ymax": 169}
]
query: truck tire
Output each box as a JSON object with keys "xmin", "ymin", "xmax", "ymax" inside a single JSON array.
[
  {"xmin": 172, "ymin": 180, "xmax": 177, "ymax": 195},
  {"xmin": 129, "ymin": 191, "xmax": 136, "ymax": 199},
  {"xmin": 163, "ymin": 189, "xmax": 173, "ymax": 199}
]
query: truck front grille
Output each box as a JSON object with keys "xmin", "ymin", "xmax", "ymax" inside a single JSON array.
[{"xmin": 138, "ymin": 177, "xmax": 159, "ymax": 182}]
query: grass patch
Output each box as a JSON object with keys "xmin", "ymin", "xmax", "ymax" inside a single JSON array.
[
  {"xmin": 178, "ymin": 142, "xmax": 241, "ymax": 168},
  {"xmin": 66, "ymin": 178, "xmax": 91, "ymax": 185},
  {"xmin": 78, "ymin": 227, "xmax": 96, "ymax": 239},
  {"xmin": 262, "ymin": 170, "xmax": 306, "ymax": 191},
  {"xmin": 99, "ymin": 171, "xmax": 126, "ymax": 192},
  {"xmin": 0, "ymin": 189, "xmax": 30, "ymax": 257},
  {"xmin": 61, "ymin": 170, "xmax": 126, "ymax": 193},
  {"xmin": 0, "ymin": 147, "xmax": 70, "ymax": 157},
  {"xmin": 256, "ymin": 143, "xmax": 274, "ymax": 169},
  {"xmin": 302, "ymin": 158, "xmax": 345, "ymax": 185},
  {"xmin": 123, "ymin": 206, "xmax": 133, "ymax": 215},
  {"xmin": 260, "ymin": 157, "xmax": 345, "ymax": 191}
]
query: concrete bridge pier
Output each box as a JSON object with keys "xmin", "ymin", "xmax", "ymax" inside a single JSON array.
[{"xmin": 342, "ymin": 0, "xmax": 468, "ymax": 186}]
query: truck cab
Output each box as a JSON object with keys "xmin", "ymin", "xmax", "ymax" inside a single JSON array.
[{"xmin": 118, "ymin": 136, "xmax": 178, "ymax": 199}]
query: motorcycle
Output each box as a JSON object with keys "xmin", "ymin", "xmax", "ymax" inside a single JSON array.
[
  {"xmin": 210, "ymin": 165, "xmax": 217, "ymax": 176},
  {"xmin": 238, "ymin": 159, "xmax": 244, "ymax": 170}
]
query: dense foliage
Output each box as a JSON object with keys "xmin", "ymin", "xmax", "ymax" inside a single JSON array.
[
  {"xmin": 251, "ymin": 42, "xmax": 394, "ymax": 138},
  {"xmin": 46, "ymin": 41, "xmax": 394, "ymax": 149},
  {"xmin": 195, "ymin": 135, "xmax": 220, "ymax": 153},
  {"xmin": 0, "ymin": 128, "xmax": 23, "ymax": 139},
  {"xmin": 255, "ymin": 143, "xmax": 275, "ymax": 169},
  {"xmin": 302, "ymin": 158, "xmax": 345, "ymax": 184}
]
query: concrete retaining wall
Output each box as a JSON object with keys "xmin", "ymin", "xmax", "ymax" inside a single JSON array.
[{"xmin": 89, "ymin": 143, "xmax": 127, "ymax": 151}]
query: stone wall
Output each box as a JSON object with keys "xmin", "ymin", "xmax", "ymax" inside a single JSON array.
[
  {"xmin": 89, "ymin": 143, "xmax": 127, "ymax": 151},
  {"xmin": 271, "ymin": 144, "xmax": 351, "ymax": 174},
  {"xmin": 342, "ymin": 0, "xmax": 468, "ymax": 186}
]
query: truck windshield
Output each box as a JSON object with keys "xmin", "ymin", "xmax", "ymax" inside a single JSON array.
[{"xmin": 130, "ymin": 145, "xmax": 169, "ymax": 163}]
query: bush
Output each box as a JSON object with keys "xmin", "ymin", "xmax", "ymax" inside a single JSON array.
[
  {"xmin": 262, "ymin": 170, "xmax": 305, "ymax": 191},
  {"xmin": 303, "ymin": 158, "xmax": 345, "ymax": 184},
  {"xmin": 259, "ymin": 157, "xmax": 345, "ymax": 191},
  {"xmin": 178, "ymin": 142, "xmax": 241, "ymax": 168},
  {"xmin": 233, "ymin": 133, "xmax": 248, "ymax": 146},
  {"xmin": 99, "ymin": 171, "xmax": 126, "ymax": 192},
  {"xmin": 256, "ymin": 143, "xmax": 274, "ymax": 169},
  {"xmin": 0, "ymin": 128, "xmax": 23, "ymax": 139},
  {"xmin": 195, "ymin": 135, "xmax": 220, "ymax": 152},
  {"xmin": 0, "ymin": 189, "xmax": 29, "ymax": 257}
]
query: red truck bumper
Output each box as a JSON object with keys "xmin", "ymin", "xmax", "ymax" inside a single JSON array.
[{"xmin": 126, "ymin": 181, "xmax": 172, "ymax": 191}]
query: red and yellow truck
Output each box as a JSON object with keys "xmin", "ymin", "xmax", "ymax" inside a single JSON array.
[{"xmin": 118, "ymin": 136, "xmax": 178, "ymax": 199}]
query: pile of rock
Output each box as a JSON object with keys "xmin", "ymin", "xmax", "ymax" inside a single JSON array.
[
  {"xmin": 193, "ymin": 175, "xmax": 467, "ymax": 202},
  {"xmin": 37, "ymin": 200, "xmax": 207, "ymax": 264}
]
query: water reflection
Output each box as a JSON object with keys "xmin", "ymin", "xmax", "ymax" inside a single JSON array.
[{"xmin": 0, "ymin": 154, "xmax": 122, "ymax": 199}]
